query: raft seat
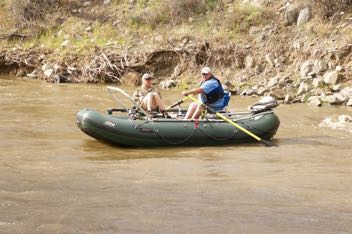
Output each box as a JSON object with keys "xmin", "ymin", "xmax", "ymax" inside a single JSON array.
[
  {"xmin": 209, "ymin": 91, "xmax": 231, "ymax": 112},
  {"xmin": 222, "ymin": 91, "xmax": 231, "ymax": 109}
]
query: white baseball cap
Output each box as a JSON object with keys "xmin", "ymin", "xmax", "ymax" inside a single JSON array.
[
  {"xmin": 201, "ymin": 67, "xmax": 211, "ymax": 74},
  {"xmin": 142, "ymin": 73, "xmax": 152, "ymax": 80}
]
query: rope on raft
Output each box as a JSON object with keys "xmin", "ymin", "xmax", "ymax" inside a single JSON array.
[
  {"xmin": 152, "ymin": 121, "xmax": 240, "ymax": 145},
  {"xmin": 152, "ymin": 122, "xmax": 198, "ymax": 145}
]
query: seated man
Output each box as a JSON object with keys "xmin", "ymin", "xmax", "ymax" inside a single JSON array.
[
  {"xmin": 182, "ymin": 67, "xmax": 224, "ymax": 119},
  {"xmin": 132, "ymin": 73, "xmax": 169, "ymax": 117}
]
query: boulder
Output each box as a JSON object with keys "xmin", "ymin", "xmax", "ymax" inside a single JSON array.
[
  {"xmin": 159, "ymin": 80, "xmax": 177, "ymax": 89},
  {"xmin": 312, "ymin": 77, "xmax": 324, "ymax": 88},
  {"xmin": 324, "ymin": 95, "xmax": 337, "ymax": 104},
  {"xmin": 257, "ymin": 86, "xmax": 267, "ymax": 96},
  {"xmin": 340, "ymin": 87, "xmax": 352, "ymax": 99},
  {"xmin": 346, "ymin": 98, "xmax": 352, "ymax": 106},
  {"xmin": 269, "ymin": 88, "xmax": 285, "ymax": 100},
  {"xmin": 329, "ymin": 45, "xmax": 352, "ymax": 61},
  {"xmin": 44, "ymin": 69, "xmax": 54, "ymax": 78},
  {"xmin": 336, "ymin": 65, "xmax": 345, "ymax": 72},
  {"xmin": 300, "ymin": 93, "xmax": 309, "ymax": 103},
  {"xmin": 323, "ymin": 71, "xmax": 339, "ymax": 85},
  {"xmin": 41, "ymin": 63, "xmax": 52, "ymax": 72},
  {"xmin": 332, "ymin": 84, "xmax": 342, "ymax": 92},
  {"xmin": 83, "ymin": 1, "xmax": 92, "ymax": 7},
  {"xmin": 245, "ymin": 88, "xmax": 256, "ymax": 96},
  {"xmin": 308, "ymin": 96, "xmax": 322, "ymax": 107},
  {"xmin": 297, "ymin": 82, "xmax": 311, "ymax": 96},
  {"xmin": 314, "ymin": 60, "xmax": 328, "ymax": 74},
  {"xmin": 297, "ymin": 7, "xmax": 312, "ymax": 26},
  {"xmin": 267, "ymin": 76, "xmax": 279, "ymax": 88},
  {"xmin": 300, "ymin": 60, "xmax": 314, "ymax": 78},
  {"xmin": 278, "ymin": 77, "xmax": 288, "ymax": 88},
  {"xmin": 240, "ymin": 89, "xmax": 248, "ymax": 96},
  {"xmin": 27, "ymin": 70, "xmax": 38, "ymax": 79},
  {"xmin": 313, "ymin": 88, "xmax": 324, "ymax": 96},
  {"xmin": 284, "ymin": 4, "xmax": 299, "ymax": 26},
  {"xmin": 284, "ymin": 93, "xmax": 295, "ymax": 104},
  {"xmin": 333, "ymin": 93, "xmax": 346, "ymax": 104},
  {"xmin": 265, "ymin": 53, "xmax": 275, "ymax": 67}
]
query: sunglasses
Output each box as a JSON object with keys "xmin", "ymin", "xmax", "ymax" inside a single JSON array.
[{"xmin": 144, "ymin": 78, "xmax": 152, "ymax": 80}]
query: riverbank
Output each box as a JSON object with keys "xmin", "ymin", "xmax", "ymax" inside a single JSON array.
[{"xmin": 0, "ymin": 0, "xmax": 351, "ymax": 107}]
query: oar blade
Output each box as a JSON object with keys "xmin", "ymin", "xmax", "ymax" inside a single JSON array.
[{"xmin": 261, "ymin": 139, "xmax": 277, "ymax": 147}]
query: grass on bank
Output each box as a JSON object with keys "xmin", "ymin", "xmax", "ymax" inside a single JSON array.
[
  {"xmin": 2, "ymin": 0, "xmax": 350, "ymax": 56},
  {"xmin": 16, "ymin": 18, "xmax": 128, "ymax": 54},
  {"xmin": 1, "ymin": 0, "xmax": 275, "ymax": 52}
]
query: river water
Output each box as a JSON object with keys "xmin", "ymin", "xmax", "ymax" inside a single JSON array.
[{"xmin": 0, "ymin": 75, "xmax": 351, "ymax": 233}]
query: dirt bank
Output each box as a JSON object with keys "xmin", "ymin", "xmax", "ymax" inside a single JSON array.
[{"xmin": 0, "ymin": 0, "xmax": 351, "ymax": 106}]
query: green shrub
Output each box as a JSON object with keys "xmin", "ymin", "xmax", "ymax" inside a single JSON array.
[
  {"xmin": 204, "ymin": 0, "xmax": 219, "ymax": 10},
  {"xmin": 131, "ymin": 0, "xmax": 219, "ymax": 29},
  {"xmin": 223, "ymin": 3, "xmax": 272, "ymax": 33}
]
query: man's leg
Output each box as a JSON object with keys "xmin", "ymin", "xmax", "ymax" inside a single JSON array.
[
  {"xmin": 152, "ymin": 93, "xmax": 166, "ymax": 111},
  {"xmin": 140, "ymin": 97, "xmax": 150, "ymax": 111},
  {"xmin": 191, "ymin": 104, "xmax": 202, "ymax": 119},
  {"xmin": 141, "ymin": 92, "xmax": 160, "ymax": 111},
  {"xmin": 140, "ymin": 93, "xmax": 156, "ymax": 112},
  {"xmin": 184, "ymin": 102, "xmax": 198, "ymax": 119},
  {"xmin": 140, "ymin": 93, "xmax": 168, "ymax": 117},
  {"xmin": 146, "ymin": 93, "xmax": 155, "ymax": 111}
]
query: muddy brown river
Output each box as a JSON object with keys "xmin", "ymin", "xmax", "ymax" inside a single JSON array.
[{"xmin": 0, "ymin": 75, "xmax": 351, "ymax": 233}]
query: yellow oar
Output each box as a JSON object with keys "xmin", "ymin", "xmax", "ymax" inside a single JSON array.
[{"xmin": 187, "ymin": 95, "xmax": 276, "ymax": 147}]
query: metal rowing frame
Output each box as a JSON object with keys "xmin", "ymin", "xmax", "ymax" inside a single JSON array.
[{"xmin": 107, "ymin": 86, "xmax": 152, "ymax": 119}]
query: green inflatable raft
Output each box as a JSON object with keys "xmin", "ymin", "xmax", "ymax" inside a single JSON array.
[{"xmin": 76, "ymin": 87, "xmax": 280, "ymax": 147}]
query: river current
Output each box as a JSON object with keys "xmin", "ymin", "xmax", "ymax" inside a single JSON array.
[{"xmin": 0, "ymin": 75, "xmax": 351, "ymax": 233}]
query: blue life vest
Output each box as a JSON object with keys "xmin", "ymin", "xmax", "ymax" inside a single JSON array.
[{"xmin": 201, "ymin": 76, "xmax": 224, "ymax": 104}]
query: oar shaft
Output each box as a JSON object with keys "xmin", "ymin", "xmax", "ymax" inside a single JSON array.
[
  {"xmin": 166, "ymin": 96, "xmax": 189, "ymax": 110},
  {"xmin": 215, "ymin": 112, "xmax": 261, "ymax": 141}
]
